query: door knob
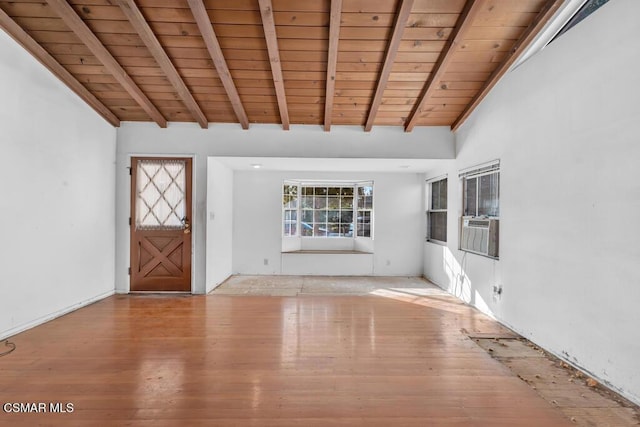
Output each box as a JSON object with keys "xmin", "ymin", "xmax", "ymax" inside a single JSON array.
[{"xmin": 182, "ymin": 217, "xmax": 191, "ymax": 234}]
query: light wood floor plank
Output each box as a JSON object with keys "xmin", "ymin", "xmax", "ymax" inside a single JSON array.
[{"xmin": 0, "ymin": 280, "xmax": 573, "ymax": 426}]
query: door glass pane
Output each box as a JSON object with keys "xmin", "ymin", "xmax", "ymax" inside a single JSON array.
[{"xmin": 136, "ymin": 159, "xmax": 186, "ymax": 230}]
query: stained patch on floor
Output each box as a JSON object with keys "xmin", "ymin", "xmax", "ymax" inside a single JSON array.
[{"xmin": 471, "ymin": 337, "xmax": 640, "ymax": 427}]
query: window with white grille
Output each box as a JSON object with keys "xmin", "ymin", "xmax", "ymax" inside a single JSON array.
[{"xmin": 283, "ymin": 181, "xmax": 373, "ymax": 239}]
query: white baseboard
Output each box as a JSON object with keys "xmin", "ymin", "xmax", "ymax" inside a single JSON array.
[{"xmin": 0, "ymin": 289, "xmax": 115, "ymax": 340}]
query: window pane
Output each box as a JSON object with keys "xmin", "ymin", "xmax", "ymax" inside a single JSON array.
[
  {"xmin": 314, "ymin": 187, "xmax": 328, "ymax": 196},
  {"xmin": 283, "ymin": 184, "xmax": 298, "ymax": 208},
  {"xmin": 357, "ymin": 186, "xmax": 373, "ymax": 208},
  {"xmin": 358, "ymin": 195, "xmax": 372, "ymax": 209},
  {"xmin": 429, "ymin": 211, "xmax": 447, "ymax": 242},
  {"xmin": 327, "ymin": 223, "xmax": 341, "ymax": 236},
  {"xmin": 364, "ymin": 196, "xmax": 373, "ymax": 209},
  {"xmin": 328, "ymin": 187, "xmax": 340, "ymax": 196},
  {"xmin": 341, "ymin": 196, "xmax": 353, "ymax": 209},
  {"xmin": 340, "ymin": 210, "xmax": 353, "ymax": 223},
  {"xmin": 314, "ymin": 210, "xmax": 327, "ymax": 222},
  {"xmin": 314, "ymin": 224, "xmax": 327, "ymax": 237},
  {"xmin": 341, "ymin": 187, "xmax": 353, "ymax": 196},
  {"xmin": 328, "ymin": 196, "xmax": 340, "ymax": 209},
  {"xmin": 314, "ymin": 196, "xmax": 327, "ymax": 209},
  {"xmin": 328, "ymin": 210, "xmax": 340, "ymax": 223},
  {"xmin": 357, "ymin": 211, "xmax": 371, "ymax": 237},
  {"xmin": 301, "ymin": 196, "xmax": 313, "ymax": 209},
  {"xmin": 464, "ymin": 177, "xmax": 477, "ymax": 216},
  {"xmin": 430, "ymin": 179, "xmax": 447, "ymax": 210},
  {"xmin": 439, "ymin": 179, "xmax": 447, "ymax": 209},
  {"xmin": 136, "ymin": 159, "xmax": 186, "ymax": 230},
  {"xmin": 478, "ymin": 172, "xmax": 499, "ymax": 217},
  {"xmin": 301, "ymin": 222, "xmax": 313, "ymax": 236},
  {"xmin": 302, "ymin": 210, "xmax": 313, "ymax": 223},
  {"xmin": 344, "ymin": 223, "xmax": 354, "ymax": 237},
  {"xmin": 283, "ymin": 209, "xmax": 298, "ymax": 237},
  {"xmin": 431, "ymin": 181, "xmax": 440, "ymax": 210}
]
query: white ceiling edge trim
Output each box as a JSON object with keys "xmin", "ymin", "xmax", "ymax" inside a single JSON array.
[
  {"xmin": 210, "ymin": 156, "xmax": 455, "ymax": 173},
  {"xmin": 511, "ymin": 0, "xmax": 588, "ymax": 71}
]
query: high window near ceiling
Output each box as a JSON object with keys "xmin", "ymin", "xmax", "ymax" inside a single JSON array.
[{"xmin": 282, "ymin": 180, "xmax": 374, "ymax": 252}]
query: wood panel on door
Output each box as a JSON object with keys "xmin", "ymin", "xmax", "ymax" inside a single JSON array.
[{"xmin": 130, "ymin": 157, "xmax": 192, "ymax": 292}]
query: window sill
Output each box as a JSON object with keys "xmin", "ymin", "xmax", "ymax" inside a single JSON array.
[
  {"xmin": 460, "ymin": 248, "xmax": 499, "ymax": 260},
  {"xmin": 426, "ymin": 239, "xmax": 447, "ymax": 246}
]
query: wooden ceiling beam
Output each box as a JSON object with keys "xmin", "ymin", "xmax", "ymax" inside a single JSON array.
[
  {"xmin": 115, "ymin": 0, "xmax": 208, "ymax": 129},
  {"xmin": 404, "ymin": 0, "xmax": 484, "ymax": 132},
  {"xmin": 187, "ymin": 0, "xmax": 249, "ymax": 129},
  {"xmin": 364, "ymin": 0, "xmax": 414, "ymax": 132},
  {"xmin": 0, "ymin": 8, "xmax": 120, "ymax": 127},
  {"xmin": 324, "ymin": 0, "xmax": 342, "ymax": 132},
  {"xmin": 258, "ymin": 0, "xmax": 290, "ymax": 130},
  {"xmin": 450, "ymin": 0, "xmax": 564, "ymax": 132},
  {"xmin": 45, "ymin": 0, "xmax": 166, "ymax": 128}
]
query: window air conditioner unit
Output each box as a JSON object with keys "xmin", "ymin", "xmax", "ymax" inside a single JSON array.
[{"xmin": 460, "ymin": 217, "xmax": 499, "ymax": 258}]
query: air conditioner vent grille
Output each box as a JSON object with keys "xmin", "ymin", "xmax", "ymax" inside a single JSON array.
[
  {"xmin": 468, "ymin": 220, "xmax": 490, "ymax": 228},
  {"xmin": 460, "ymin": 217, "xmax": 499, "ymax": 258}
]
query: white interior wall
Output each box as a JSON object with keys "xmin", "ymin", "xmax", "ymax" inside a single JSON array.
[
  {"xmin": 0, "ymin": 30, "xmax": 116, "ymax": 339},
  {"xmin": 116, "ymin": 124, "xmax": 453, "ymax": 293},
  {"xmin": 206, "ymin": 159, "xmax": 234, "ymax": 291},
  {"xmin": 232, "ymin": 170, "xmax": 425, "ymax": 276},
  {"xmin": 1, "ymin": 0, "xmax": 636, "ymax": 406},
  {"xmin": 425, "ymin": 0, "xmax": 640, "ymax": 404}
]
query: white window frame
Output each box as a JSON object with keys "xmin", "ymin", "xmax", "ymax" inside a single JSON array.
[
  {"xmin": 460, "ymin": 160, "xmax": 500, "ymax": 219},
  {"xmin": 282, "ymin": 180, "xmax": 374, "ymax": 240},
  {"xmin": 426, "ymin": 175, "xmax": 447, "ymax": 245},
  {"xmin": 458, "ymin": 160, "xmax": 500, "ymax": 259}
]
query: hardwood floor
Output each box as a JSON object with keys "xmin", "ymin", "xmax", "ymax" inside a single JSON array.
[{"xmin": 0, "ymin": 279, "xmax": 573, "ymax": 426}]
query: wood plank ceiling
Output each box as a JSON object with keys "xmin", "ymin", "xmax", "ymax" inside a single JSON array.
[{"xmin": 0, "ymin": 0, "xmax": 562, "ymax": 131}]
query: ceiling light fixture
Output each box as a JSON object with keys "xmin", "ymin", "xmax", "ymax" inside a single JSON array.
[{"xmin": 251, "ymin": 164, "xmax": 262, "ymax": 169}]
